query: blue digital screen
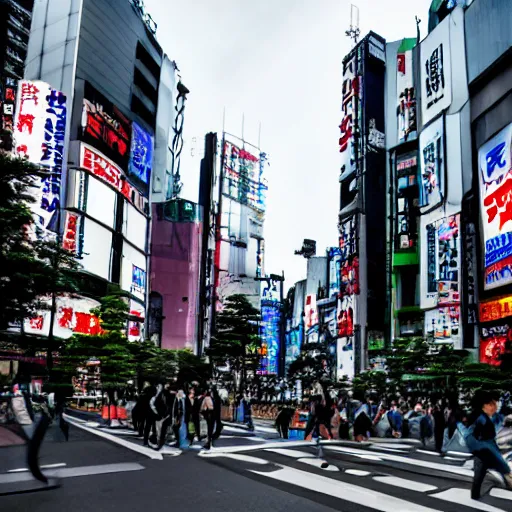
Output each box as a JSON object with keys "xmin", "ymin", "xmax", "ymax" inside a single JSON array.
[
  {"xmin": 260, "ymin": 300, "xmax": 281, "ymax": 375},
  {"xmin": 129, "ymin": 122, "xmax": 153, "ymax": 186}
]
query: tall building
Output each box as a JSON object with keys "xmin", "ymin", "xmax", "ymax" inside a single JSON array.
[
  {"xmin": 385, "ymin": 2, "xmax": 470, "ymax": 352},
  {"xmin": 16, "ymin": 0, "xmax": 183, "ymax": 341},
  {"xmin": 0, "ymin": 0, "xmax": 33, "ymax": 149},
  {"xmin": 148, "ymin": 199, "xmax": 202, "ymax": 350},
  {"xmin": 337, "ymin": 32, "xmax": 387, "ymax": 378},
  {"xmin": 213, "ymin": 134, "xmax": 268, "ymax": 313},
  {"xmin": 465, "ymin": 0, "xmax": 512, "ymax": 365}
]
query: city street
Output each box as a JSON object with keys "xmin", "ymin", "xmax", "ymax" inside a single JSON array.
[{"xmin": 2, "ymin": 421, "xmax": 512, "ymax": 512}]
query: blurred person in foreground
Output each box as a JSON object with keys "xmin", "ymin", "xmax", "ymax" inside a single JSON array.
[{"xmin": 465, "ymin": 390, "xmax": 512, "ymax": 499}]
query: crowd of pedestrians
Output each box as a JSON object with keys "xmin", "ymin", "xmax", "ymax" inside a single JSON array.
[
  {"xmin": 131, "ymin": 383, "xmax": 223, "ymax": 451},
  {"xmin": 292, "ymin": 384, "xmax": 512, "ymax": 500}
]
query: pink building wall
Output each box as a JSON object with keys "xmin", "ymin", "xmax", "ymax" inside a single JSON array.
[{"xmin": 150, "ymin": 204, "xmax": 202, "ymax": 351}]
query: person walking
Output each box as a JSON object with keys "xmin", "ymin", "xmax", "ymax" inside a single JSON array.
[
  {"xmin": 157, "ymin": 384, "xmax": 175, "ymax": 449},
  {"xmin": 172, "ymin": 389, "xmax": 187, "ymax": 448},
  {"xmin": 212, "ymin": 386, "xmax": 223, "ymax": 441},
  {"xmin": 465, "ymin": 390, "xmax": 512, "ymax": 499},
  {"xmin": 186, "ymin": 387, "xmax": 202, "ymax": 445},
  {"xmin": 201, "ymin": 389, "xmax": 215, "ymax": 449}
]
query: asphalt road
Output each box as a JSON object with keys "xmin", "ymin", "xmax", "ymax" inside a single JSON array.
[{"xmin": 1, "ymin": 421, "xmax": 512, "ymax": 512}]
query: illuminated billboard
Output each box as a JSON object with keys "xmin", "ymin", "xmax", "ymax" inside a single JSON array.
[
  {"xmin": 13, "ymin": 80, "xmax": 67, "ymax": 237},
  {"xmin": 222, "ymin": 140, "xmax": 268, "ymax": 212},
  {"xmin": 80, "ymin": 143, "xmax": 148, "ymax": 215},
  {"xmin": 259, "ymin": 300, "xmax": 281, "ymax": 375},
  {"xmin": 128, "ymin": 121, "xmax": 154, "ymax": 194},
  {"xmin": 80, "ymin": 81, "xmax": 131, "ymax": 170},
  {"xmin": 478, "ymin": 123, "xmax": 512, "ymax": 290}
]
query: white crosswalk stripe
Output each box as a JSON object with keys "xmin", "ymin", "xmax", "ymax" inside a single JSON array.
[{"xmin": 200, "ymin": 444, "xmax": 512, "ymax": 512}]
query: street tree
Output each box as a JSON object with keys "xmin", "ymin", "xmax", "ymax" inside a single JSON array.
[
  {"xmin": 0, "ymin": 153, "xmax": 80, "ymax": 365},
  {"xmin": 207, "ymin": 294, "xmax": 261, "ymax": 394},
  {"xmin": 58, "ymin": 287, "xmax": 135, "ymax": 404}
]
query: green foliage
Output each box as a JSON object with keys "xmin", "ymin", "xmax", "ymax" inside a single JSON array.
[
  {"xmin": 56, "ymin": 287, "xmax": 134, "ymax": 396},
  {"xmin": 0, "ymin": 153, "xmax": 79, "ymax": 331},
  {"xmin": 140, "ymin": 348, "xmax": 210, "ymax": 386},
  {"xmin": 207, "ymin": 294, "xmax": 261, "ymax": 390}
]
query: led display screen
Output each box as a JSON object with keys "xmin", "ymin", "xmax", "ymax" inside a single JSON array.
[
  {"xmin": 80, "ymin": 81, "xmax": 131, "ymax": 170},
  {"xmin": 128, "ymin": 121, "xmax": 153, "ymax": 194}
]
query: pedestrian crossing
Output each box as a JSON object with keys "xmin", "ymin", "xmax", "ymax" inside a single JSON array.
[{"xmin": 199, "ymin": 443, "xmax": 512, "ymax": 512}]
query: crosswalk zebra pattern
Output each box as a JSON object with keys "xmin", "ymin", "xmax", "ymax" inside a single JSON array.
[{"xmin": 199, "ymin": 442, "xmax": 512, "ymax": 512}]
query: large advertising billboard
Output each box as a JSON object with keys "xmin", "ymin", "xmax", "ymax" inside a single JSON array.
[
  {"xmin": 128, "ymin": 121, "xmax": 154, "ymax": 196},
  {"xmin": 222, "ymin": 140, "xmax": 267, "ymax": 212},
  {"xmin": 478, "ymin": 123, "xmax": 512, "ymax": 290},
  {"xmin": 13, "ymin": 80, "xmax": 67, "ymax": 238},
  {"xmin": 80, "ymin": 143, "xmax": 148, "ymax": 215},
  {"xmin": 418, "ymin": 116, "xmax": 444, "ymax": 212},
  {"xmin": 80, "ymin": 81, "xmax": 131, "ymax": 171},
  {"xmin": 339, "ymin": 55, "xmax": 358, "ymax": 181},
  {"xmin": 259, "ymin": 299, "xmax": 281, "ymax": 375},
  {"xmin": 420, "ymin": 18, "xmax": 452, "ymax": 126}
]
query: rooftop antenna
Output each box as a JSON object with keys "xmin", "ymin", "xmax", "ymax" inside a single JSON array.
[{"xmin": 345, "ymin": 4, "xmax": 360, "ymax": 47}]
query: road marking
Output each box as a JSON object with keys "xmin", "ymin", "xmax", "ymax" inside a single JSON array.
[
  {"xmin": 446, "ymin": 451, "xmax": 471, "ymax": 458},
  {"xmin": 371, "ymin": 443, "xmax": 412, "ymax": 450},
  {"xmin": 431, "ymin": 488, "xmax": 506, "ymax": 511},
  {"xmin": 325, "ymin": 446, "xmax": 472, "ymax": 477},
  {"xmin": 64, "ymin": 414, "xmax": 163, "ymax": 460},
  {"xmin": 417, "ymin": 450, "xmax": 441, "ymax": 456},
  {"xmin": 373, "ymin": 476, "xmax": 437, "ymax": 493},
  {"xmin": 8, "ymin": 463, "xmax": 66, "ymax": 473},
  {"xmin": 196, "ymin": 440, "xmax": 316, "ymax": 454},
  {"xmin": 297, "ymin": 458, "xmax": 339, "ymax": 471},
  {"xmin": 345, "ymin": 469, "xmax": 370, "ymax": 476},
  {"xmin": 265, "ymin": 448, "xmax": 316, "ymax": 458},
  {"xmin": 198, "ymin": 452, "xmax": 269, "ymax": 464},
  {"xmin": 251, "ymin": 466, "xmax": 442, "ymax": 512},
  {"xmin": 490, "ymin": 488, "xmax": 512, "ymax": 501},
  {"xmin": 0, "ymin": 463, "xmax": 144, "ymax": 484},
  {"xmin": 371, "ymin": 446, "xmax": 409, "ymax": 453}
]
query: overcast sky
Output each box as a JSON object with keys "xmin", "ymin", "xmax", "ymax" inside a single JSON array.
[{"xmin": 145, "ymin": 0, "xmax": 433, "ymax": 291}]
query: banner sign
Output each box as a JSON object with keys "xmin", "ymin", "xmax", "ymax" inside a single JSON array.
[
  {"xmin": 419, "ymin": 116, "xmax": 444, "ymax": 211},
  {"xmin": 437, "ymin": 215, "xmax": 460, "ymax": 305},
  {"xmin": 128, "ymin": 121, "xmax": 153, "ymax": 192},
  {"xmin": 14, "ymin": 80, "xmax": 67, "ymax": 237},
  {"xmin": 62, "ymin": 212, "xmax": 79, "ymax": 253},
  {"xmin": 339, "ymin": 56, "xmax": 359, "ymax": 180},
  {"xmin": 328, "ymin": 247, "xmax": 341, "ymax": 298},
  {"xmin": 420, "ymin": 18, "xmax": 452, "ymax": 125},
  {"xmin": 478, "ymin": 123, "xmax": 512, "ymax": 290},
  {"xmin": 396, "ymin": 39, "xmax": 417, "ymax": 143},
  {"xmin": 426, "ymin": 223, "xmax": 437, "ymax": 294}
]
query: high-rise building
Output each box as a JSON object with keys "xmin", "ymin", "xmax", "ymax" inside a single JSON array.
[
  {"xmin": 465, "ymin": 0, "xmax": 512, "ymax": 365},
  {"xmin": 337, "ymin": 32, "xmax": 387, "ymax": 378},
  {"xmin": 16, "ymin": 0, "xmax": 184, "ymax": 341},
  {"xmin": 0, "ymin": 0, "xmax": 33, "ymax": 149},
  {"xmin": 213, "ymin": 134, "xmax": 268, "ymax": 312}
]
